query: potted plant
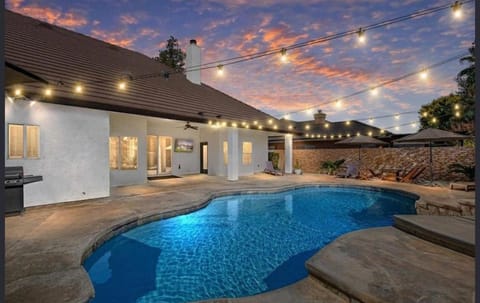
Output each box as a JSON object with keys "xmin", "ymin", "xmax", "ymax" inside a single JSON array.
[
  {"xmin": 321, "ymin": 159, "xmax": 346, "ymax": 175},
  {"xmin": 294, "ymin": 159, "xmax": 302, "ymax": 175}
]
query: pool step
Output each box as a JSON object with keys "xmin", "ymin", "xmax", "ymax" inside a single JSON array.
[
  {"xmin": 393, "ymin": 214, "xmax": 475, "ymax": 257},
  {"xmin": 305, "ymin": 226, "xmax": 474, "ymax": 303}
]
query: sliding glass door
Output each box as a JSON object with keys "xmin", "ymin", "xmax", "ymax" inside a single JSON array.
[{"xmin": 147, "ymin": 135, "xmax": 172, "ymax": 176}]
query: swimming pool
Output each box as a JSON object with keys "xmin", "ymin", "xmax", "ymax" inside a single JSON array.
[{"xmin": 84, "ymin": 186, "xmax": 416, "ymax": 303}]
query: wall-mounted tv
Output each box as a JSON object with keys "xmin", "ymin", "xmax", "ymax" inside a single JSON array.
[{"xmin": 174, "ymin": 139, "xmax": 194, "ymax": 152}]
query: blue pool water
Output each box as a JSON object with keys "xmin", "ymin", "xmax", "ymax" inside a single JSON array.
[{"xmin": 84, "ymin": 186, "xmax": 416, "ymax": 303}]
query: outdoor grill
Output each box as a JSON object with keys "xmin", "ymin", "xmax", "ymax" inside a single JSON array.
[{"xmin": 5, "ymin": 166, "xmax": 43, "ymax": 214}]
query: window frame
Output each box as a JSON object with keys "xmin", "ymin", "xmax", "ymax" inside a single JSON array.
[
  {"xmin": 242, "ymin": 141, "xmax": 253, "ymax": 165},
  {"xmin": 109, "ymin": 136, "xmax": 139, "ymax": 170},
  {"xmin": 7, "ymin": 123, "xmax": 40, "ymax": 160}
]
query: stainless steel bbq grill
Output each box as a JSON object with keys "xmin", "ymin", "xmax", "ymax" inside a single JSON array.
[{"xmin": 5, "ymin": 166, "xmax": 43, "ymax": 214}]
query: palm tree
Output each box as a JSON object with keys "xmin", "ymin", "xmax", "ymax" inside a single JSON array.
[{"xmin": 453, "ymin": 43, "xmax": 475, "ymax": 135}]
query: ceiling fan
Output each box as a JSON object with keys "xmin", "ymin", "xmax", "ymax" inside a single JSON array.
[{"xmin": 181, "ymin": 122, "xmax": 198, "ymax": 131}]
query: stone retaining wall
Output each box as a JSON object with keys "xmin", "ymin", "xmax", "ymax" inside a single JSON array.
[
  {"xmin": 416, "ymin": 199, "xmax": 475, "ymax": 216},
  {"xmin": 272, "ymin": 146, "xmax": 475, "ymax": 182}
]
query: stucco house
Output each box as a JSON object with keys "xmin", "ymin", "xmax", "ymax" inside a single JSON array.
[{"xmin": 4, "ymin": 10, "xmax": 296, "ymax": 208}]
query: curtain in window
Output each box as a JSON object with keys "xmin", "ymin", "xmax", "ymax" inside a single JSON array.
[
  {"xmin": 26, "ymin": 125, "xmax": 40, "ymax": 158},
  {"xmin": 242, "ymin": 142, "xmax": 252, "ymax": 165},
  {"xmin": 109, "ymin": 137, "xmax": 119, "ymax": 169},
  {"xmin": 121, "ymin": 137, "xmax": 138, "ymax": 169}
]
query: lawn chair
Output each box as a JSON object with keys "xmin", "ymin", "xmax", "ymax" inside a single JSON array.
[
  {"xmin": 264, "ymin": 161, "xmax": 284, "ymax": 176},
  {"xmin": 399, "ymin": 166, "xmax": 426, "ymax": 183},
  {"xmin": 336, "ymin": 163, "xmax": 359, "ymax": 178}
]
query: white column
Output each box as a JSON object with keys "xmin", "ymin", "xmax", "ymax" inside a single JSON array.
[
  {"xmin": 227, "ymin": 128, "xmax": 239, "ymax": 181},
  {"xmin": 285, "ymin": 134, "xmax": 293, "ymax": 174}
]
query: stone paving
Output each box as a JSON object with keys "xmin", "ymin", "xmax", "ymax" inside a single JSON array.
[{"xmin": 5, "ymin": 173, "xmax": 475, "ymax": 303}]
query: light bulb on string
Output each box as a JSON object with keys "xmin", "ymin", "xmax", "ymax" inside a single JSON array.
[
  {"xmin": 452, "ymin": 1, "xmax": 462, "ymax": 19},
  {"xmin": 370, "ymin": 87, "xmax": 378, "ymax": 96},
  {"xmin": 411, "ymin": 122, "xmax": 417, "ymax": 128},
  {"xmin": 335, "ymin": 99, "xmax": 342, "ymax": 108},
  {"xmin": 280, "ymin": 48, "xmax": 288, "ymax": 63},
  {"xmin": 419, "ymin": 69, "xmax": 428, "ymax": 80},
  {"xmin": 394, "ymin": 114, "xmax": 400, "ymax": 120},
  {"xmin": 368, "ymin": 118, "xmax": 374, "ymax": 124},
  {"xmin": 118, "ymin": 81, "xmax": 127, "ymax": 90},
  {"xmin": 455, "ymin": 111, "xmax": 461, "ymax": 117},
  {"xmin": 75, "ymin": 85, "xmax": 83, "ymax": 93},
  {"xmin": 357, "ymin": 28, "xmax": 366, "ymax": 44},
  {"xmin": 283, "ymin": 113, "xmax": 291, "ymax": 120},
  {"xmin": 454, "ymin": 104, "xmax": 460, "ymax": 110},
  {"xmin": 346, "ymin": 120, "xmax": 351, "ymax": 126},
  {"xmin": 431, "ymin": 117, "xmax": 437, "ymax": 123},
  {"xmin": 306, "ymin": 108, "xmax": 314, "ymax": 115},
  {"xmin": 395, "ymin": 126, "xmax": 400, "ymax": 131},
  {"xmin": 216, "ymin": 64, "xmax": 224, "ymax": 76},
  {"xmin": 44, "ymin": 88, "xmax": 53, "ymax": 97},
  {"xmin": 305, "ymin": 124, "xmax": 310, "ymax": 130}
]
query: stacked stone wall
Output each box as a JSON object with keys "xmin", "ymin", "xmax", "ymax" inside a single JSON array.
[{"xmin": 272, "ymin": 146, "xmax": 474, "ymax": 182}]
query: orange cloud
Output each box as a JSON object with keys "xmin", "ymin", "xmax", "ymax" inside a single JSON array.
[
  {"xmin": 7, "ymin": 0, "xmax": 88, "ymax": 29},
  {"xmin": 90, "ymin": 29, "xmax": 136, "ymax": 48}
]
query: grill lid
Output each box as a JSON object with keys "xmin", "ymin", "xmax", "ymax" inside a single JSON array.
[{"xmin": 5, "ymin": 166, "xmax": 24, "ymax": 180}]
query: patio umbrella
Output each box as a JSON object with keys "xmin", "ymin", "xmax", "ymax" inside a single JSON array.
[
  {"xmin": 335, "ymin": 135, "xmax": 388, "ymax": 165},
  {"xmin": 394, "ymin": 128, "xmax": 469, "ymax": 183}
]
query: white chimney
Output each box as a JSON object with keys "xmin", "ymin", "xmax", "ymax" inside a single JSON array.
[{"xmin": 186, "ymin": 39, "xmax": 201, "ymax": 85}]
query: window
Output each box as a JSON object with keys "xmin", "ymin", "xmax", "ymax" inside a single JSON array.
[
  {"xmin": 242, "ymin": 142, "xmax": 252, "ymax": 165},
  {"xmin": 109, "ymin": 137, "xmax": 119, "ymax": 169},
  {"xmin": 223, "ymin": 141, "xmax": 228, "ymax": 165},
  {"xmin": 8, "ymin": 124, "xmax": 40, "ymax": 159},
  {"xmin": 8, "ymin": 124, "xmax": 23, "ymax": 159},
  {"xmin": 109, "ymin": 136, "xmax": 138, "ymax": 170},
  {"xmin": 26, "ymin": 125, "xmax": 40, "ymax": 159},
  {"xmin": 121, "ymin": 137, "xmax": 138, "ymax": 169}
]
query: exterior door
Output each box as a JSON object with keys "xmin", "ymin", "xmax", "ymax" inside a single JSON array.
[
  {"xmin": 147, "ymin": 135, "xmax": 172, "ymax": 176},
  {"xmin": 200, "ymin": 142, "xmax": 208, "ymax": 174}
]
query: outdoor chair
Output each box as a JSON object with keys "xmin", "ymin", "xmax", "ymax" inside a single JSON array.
[
  {"xmin": 399, "ymin": 166, "xmax": 426, "ymax": 183},
  {"xmin": 264, "ymin": 161, "xmax": 284, "ymax": 176},
  {"xmin": 336, "ymin": 163, "xmax": 359, "ymax": 178}
]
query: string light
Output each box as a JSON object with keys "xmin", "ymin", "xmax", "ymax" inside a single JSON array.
[
  {"xmin": 346, "ymin": 120, "xmax": 351, "ymax": 125},
  {"xmin": 368, "ymin": 131, "xmax": 373, "ymax": 136},
  {"xmin": 454, "ymin": 104, "xmax": 460, "ymax": 110},
  {"xmin": 370, "ymin": 87, "xmax": 378, "ymax": 96},
  {"xmin": 258, "ymin": 125, "xmax": 263, "ymax": 130},
  {"xmin": 431, "ymin": 117, "xmax": 437, "ymax": 123},
  {"xmin": 268, "ymin": 119, "xmax": 273, "ymax": 125},
  {"xmin": 216, "ymin": 64, "xmax": 224, "ymax": 76},
  {"xmin": 347, "ymin": 133, "xmax": 351, "ymax": 137},
  {"xmin": 419, "ymin": 69, "xmax": 428, "ymax": 80},
  {"xmin": 324, "ymin": 123, "xmax": 329, "ymax": 128},
  {"xmin": 357, "ymin": 28, "xmax": 366, "ymax": 44},
  {"xmin": 395, "ymin": 126, "xmax": 400, "ymax": 131},
  {"xmin": 368, "ymin": 118, "xmax": 374, "ymax": 124},
  {"xmin": 14, "ymin": 88, "xmax": 22, "ymax": 97},
  {"xmin": 455, "ymin": 111, "xmax": 461, "ymax": 117},
  {"xmin": 394, "ymin": 114, "xmax": 400, "ymax": 120},
  {"xmin": 335, "ymin": 99, "xmax": 342, "ymax": 108},
  {"xmin": 283, "ymin": 113, "xmax": 291, "ymax": 119},
  {"xmin": 280, "ymin": 48, "xmax": 288, "ymax": 63},
  {"xmin": 273, "ymin": 125, "xmax": 278, "ymax": 130},
  {"xmin": 305, "ymin": 124, "xmax": 310, "ymax": 130},
  {"xmin": 231, "ymin": 122, "xmax": 238, "ymax": 128},
  {"xmin": 44, "ymin": 88, "xmax": 53, "ymax": 96},
  {"xmin": 452, "ymin": 1, "xmax": 462, "ymax": 18},
  {"xmin": 75, "ymin": 85, "xmax": 83, "ymax": 93},
  {"xmin": 422, "ymin": 112, "xmax": 428, "ymax": 117},
  {"xmin": 288, "ymin": 125, "xmax": 293, "ymax": 130}
]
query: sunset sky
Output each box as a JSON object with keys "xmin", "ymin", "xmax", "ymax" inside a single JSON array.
[{"xmin": 6, "ymin": 0, "xmax": 475, "ymax": 133}]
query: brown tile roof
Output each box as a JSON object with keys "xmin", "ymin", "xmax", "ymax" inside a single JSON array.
[
  {"xmin": 5, "ymin": 10, "xmax": 284, "ymax": 130},
  {"xmin": 295, "ymin": 119, "xmax": 392, "ymax": 137}
]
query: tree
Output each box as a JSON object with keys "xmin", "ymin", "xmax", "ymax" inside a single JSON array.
[
  {"xmin": 454, "ymin": 43, "xmax": 475, "ymax": 133},
  {"xmin": 418, "ymin": 44, "xmax": 475, "ymax": 135},
  {"xmin": 419, "ymin": 94, "xmax": 461, "ymax": 131},
  {"xmin": 154, "ymin": 36, "xmax": 186, "ymax": 72}
]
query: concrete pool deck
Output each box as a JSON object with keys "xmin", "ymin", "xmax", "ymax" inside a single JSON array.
[{"xmin": 5, "ymin": 173, "xmax": 475, "ymax": 303}]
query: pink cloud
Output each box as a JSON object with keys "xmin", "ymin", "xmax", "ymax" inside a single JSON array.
[
  {"xmin": 7, "ymin": 0, "xmax": 88, "ymax": 29},
  {"xmin": 90, "ymin": 29, "xmax": 137, "ymax": 48},
  {"xmin": 120, "ymin": 14, "xmax": 138, "ymax": 25}
]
